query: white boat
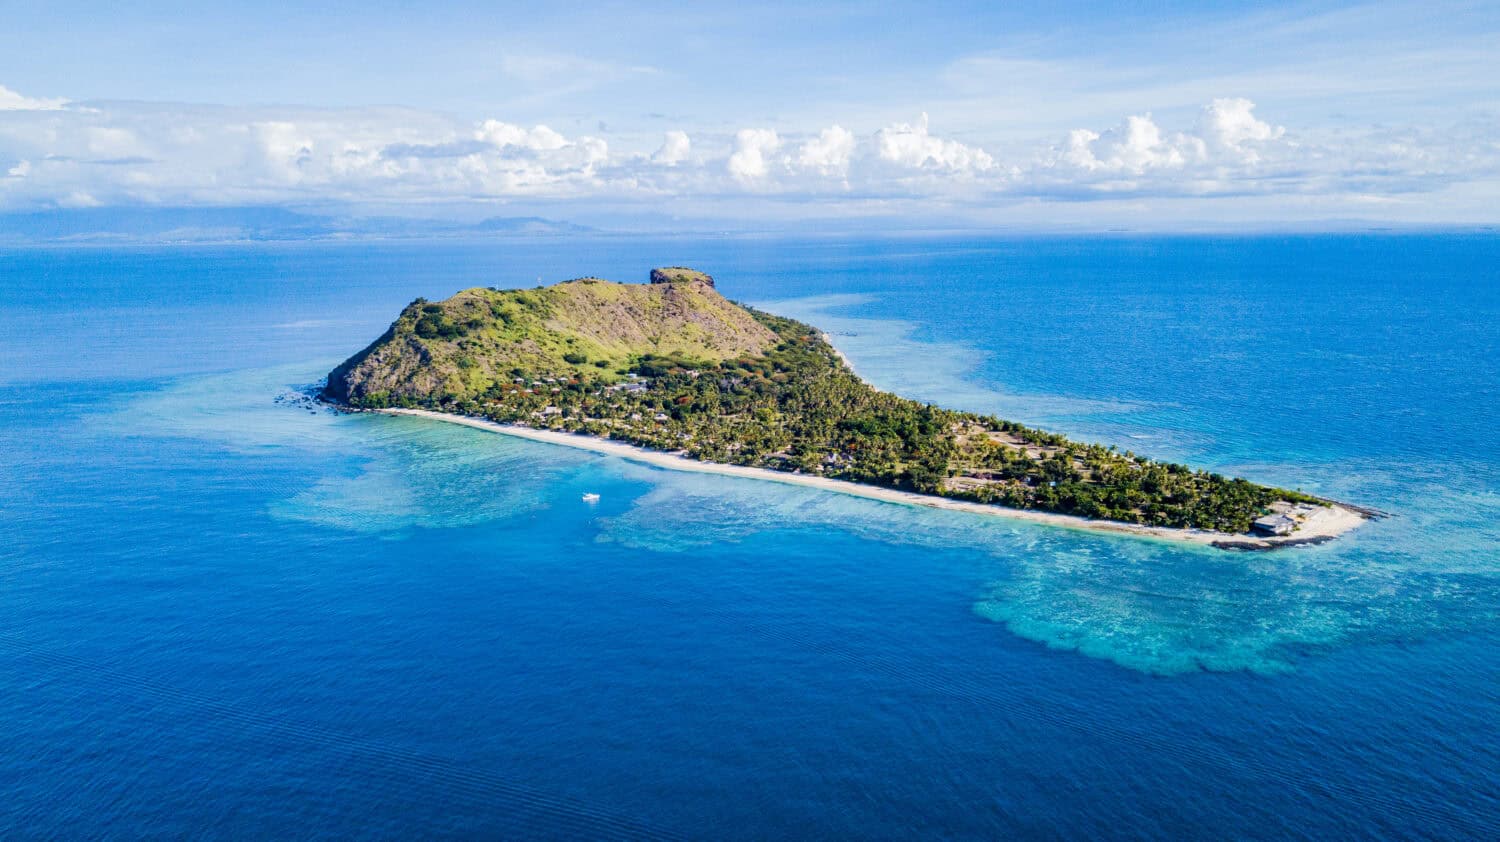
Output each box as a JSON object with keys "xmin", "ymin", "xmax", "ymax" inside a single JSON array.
[{"xmin": 581, "ymin": 493, "xmax": 601, "ymax": 503}]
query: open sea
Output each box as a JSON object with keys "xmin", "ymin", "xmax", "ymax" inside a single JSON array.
[{"xmin": 1, "ymin": 234, "xmax": 1497, "ymax": 839}]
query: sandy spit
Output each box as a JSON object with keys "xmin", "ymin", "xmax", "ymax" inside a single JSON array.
[{"xmin": 372, "ymin": 408, "xmax": 1367, "ymax": 550}]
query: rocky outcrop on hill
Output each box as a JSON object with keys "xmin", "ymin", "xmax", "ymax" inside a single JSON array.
[{"xmin": 649, "ymin": 267, "xmax": 714, "ymax": 287}]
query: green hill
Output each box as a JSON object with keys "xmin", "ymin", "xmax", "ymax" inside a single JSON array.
[
  {"xmin": 326, "ymin": 267, "xmax": 1330, "ymax": 536},
  {"xmin": 325, "ymin": 270, "xmax": 777, "ymax": 405}
]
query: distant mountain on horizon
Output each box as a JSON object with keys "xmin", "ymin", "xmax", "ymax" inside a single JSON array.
[
  {"xmin": 4, "ymin": 206, "xmax": 1487, "ymax": 247},
  {"xmin": 0, "ymin": 206, "xmax": 596, "ymax": 244}
]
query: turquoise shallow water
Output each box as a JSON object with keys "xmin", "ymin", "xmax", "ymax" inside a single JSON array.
[{"xmin": 1, "ymin": 236, "xmax": 1498, "ymax": 837}]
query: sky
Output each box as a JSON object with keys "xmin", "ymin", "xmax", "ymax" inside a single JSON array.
[{"xmin": 1, "ymin": 0, "xmax": 1497, "ymax": 231}]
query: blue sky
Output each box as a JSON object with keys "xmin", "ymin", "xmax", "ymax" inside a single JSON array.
[{"xmin": 2, "ymin": 1, "xmax": 1497, "ymax": 230}]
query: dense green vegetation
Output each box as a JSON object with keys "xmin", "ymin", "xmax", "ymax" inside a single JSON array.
[{"xmin": 336, "ymin": 283, "xmax": 1321, "ymax": 534}]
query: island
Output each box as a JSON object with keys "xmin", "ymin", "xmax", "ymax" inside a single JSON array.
[{"xmin": 323, "ymin": 267, "xmax": 1370, "ymax": 548}]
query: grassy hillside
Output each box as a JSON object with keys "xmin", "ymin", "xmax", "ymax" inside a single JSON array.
[{"xmin": 325, "ymin": 271, "xmax": 777, "ymax": 405}]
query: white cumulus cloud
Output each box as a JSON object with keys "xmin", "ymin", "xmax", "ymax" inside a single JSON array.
[
  {"xmin": 0, "ymin": 89, "xmax": 1487, "ymax": 223},
  {"xmin": 1198, "ymin": 98, "xmax": 1285, "ymax": 162},
  {"xmin": 469, "ymin": 119, "xmax": 609, "ymax": 181},
  {"xmin": 1063, "ymin": 113, "xmax": 1192, "ymax": 173},
  {"xmin": 796, "ymin": 126, "xmax": 856, "ymax": 176},
  {"xmin": 0, "ymin": 84, "xmax": 67, "ymax": 111},
  {"xmin": 251, "ymin": 122, "xmax": 314, "ymax": 182},
  {"xmin": 875, "ymin": 113, "xmax": 995, "ymax": 172},
  {"xmin": 653, "ymin": 130, "xmax": 691, "ymax": 165},
  {"xmin": 1052, "ymin": 101, "xmax": 1291, "ymax": 177},
  {"xmin": 475, "ymin": 120, "xmax": 570, "ymax": 151},
  {"xmin": 728, "ymin": 128, "xmax": 781, "ymax": 182}
]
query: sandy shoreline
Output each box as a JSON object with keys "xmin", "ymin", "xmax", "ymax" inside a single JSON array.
[{"xmin": 372, "ymin": 407, "xmax": 1367, "ymax": 550}]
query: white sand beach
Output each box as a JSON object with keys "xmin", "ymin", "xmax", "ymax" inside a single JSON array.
[{"xmin": 375, "ymin": 408, "xmax": 1368, "ymax": 549}]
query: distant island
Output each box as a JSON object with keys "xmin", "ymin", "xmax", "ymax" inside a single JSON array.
[{"xmin": 324, "ymin": 267, "xmax": 1369, "ymax": 548}]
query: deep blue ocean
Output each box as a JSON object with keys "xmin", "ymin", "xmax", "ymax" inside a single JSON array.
[{"xmin": 2, "ymin": 235, "xmax": 1497, "ymax": 839}]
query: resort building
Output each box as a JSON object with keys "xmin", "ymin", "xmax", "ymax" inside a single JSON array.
[{"xmin": 1252, "ymin": 514, "xmax": 1297, "ymax": 536}]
